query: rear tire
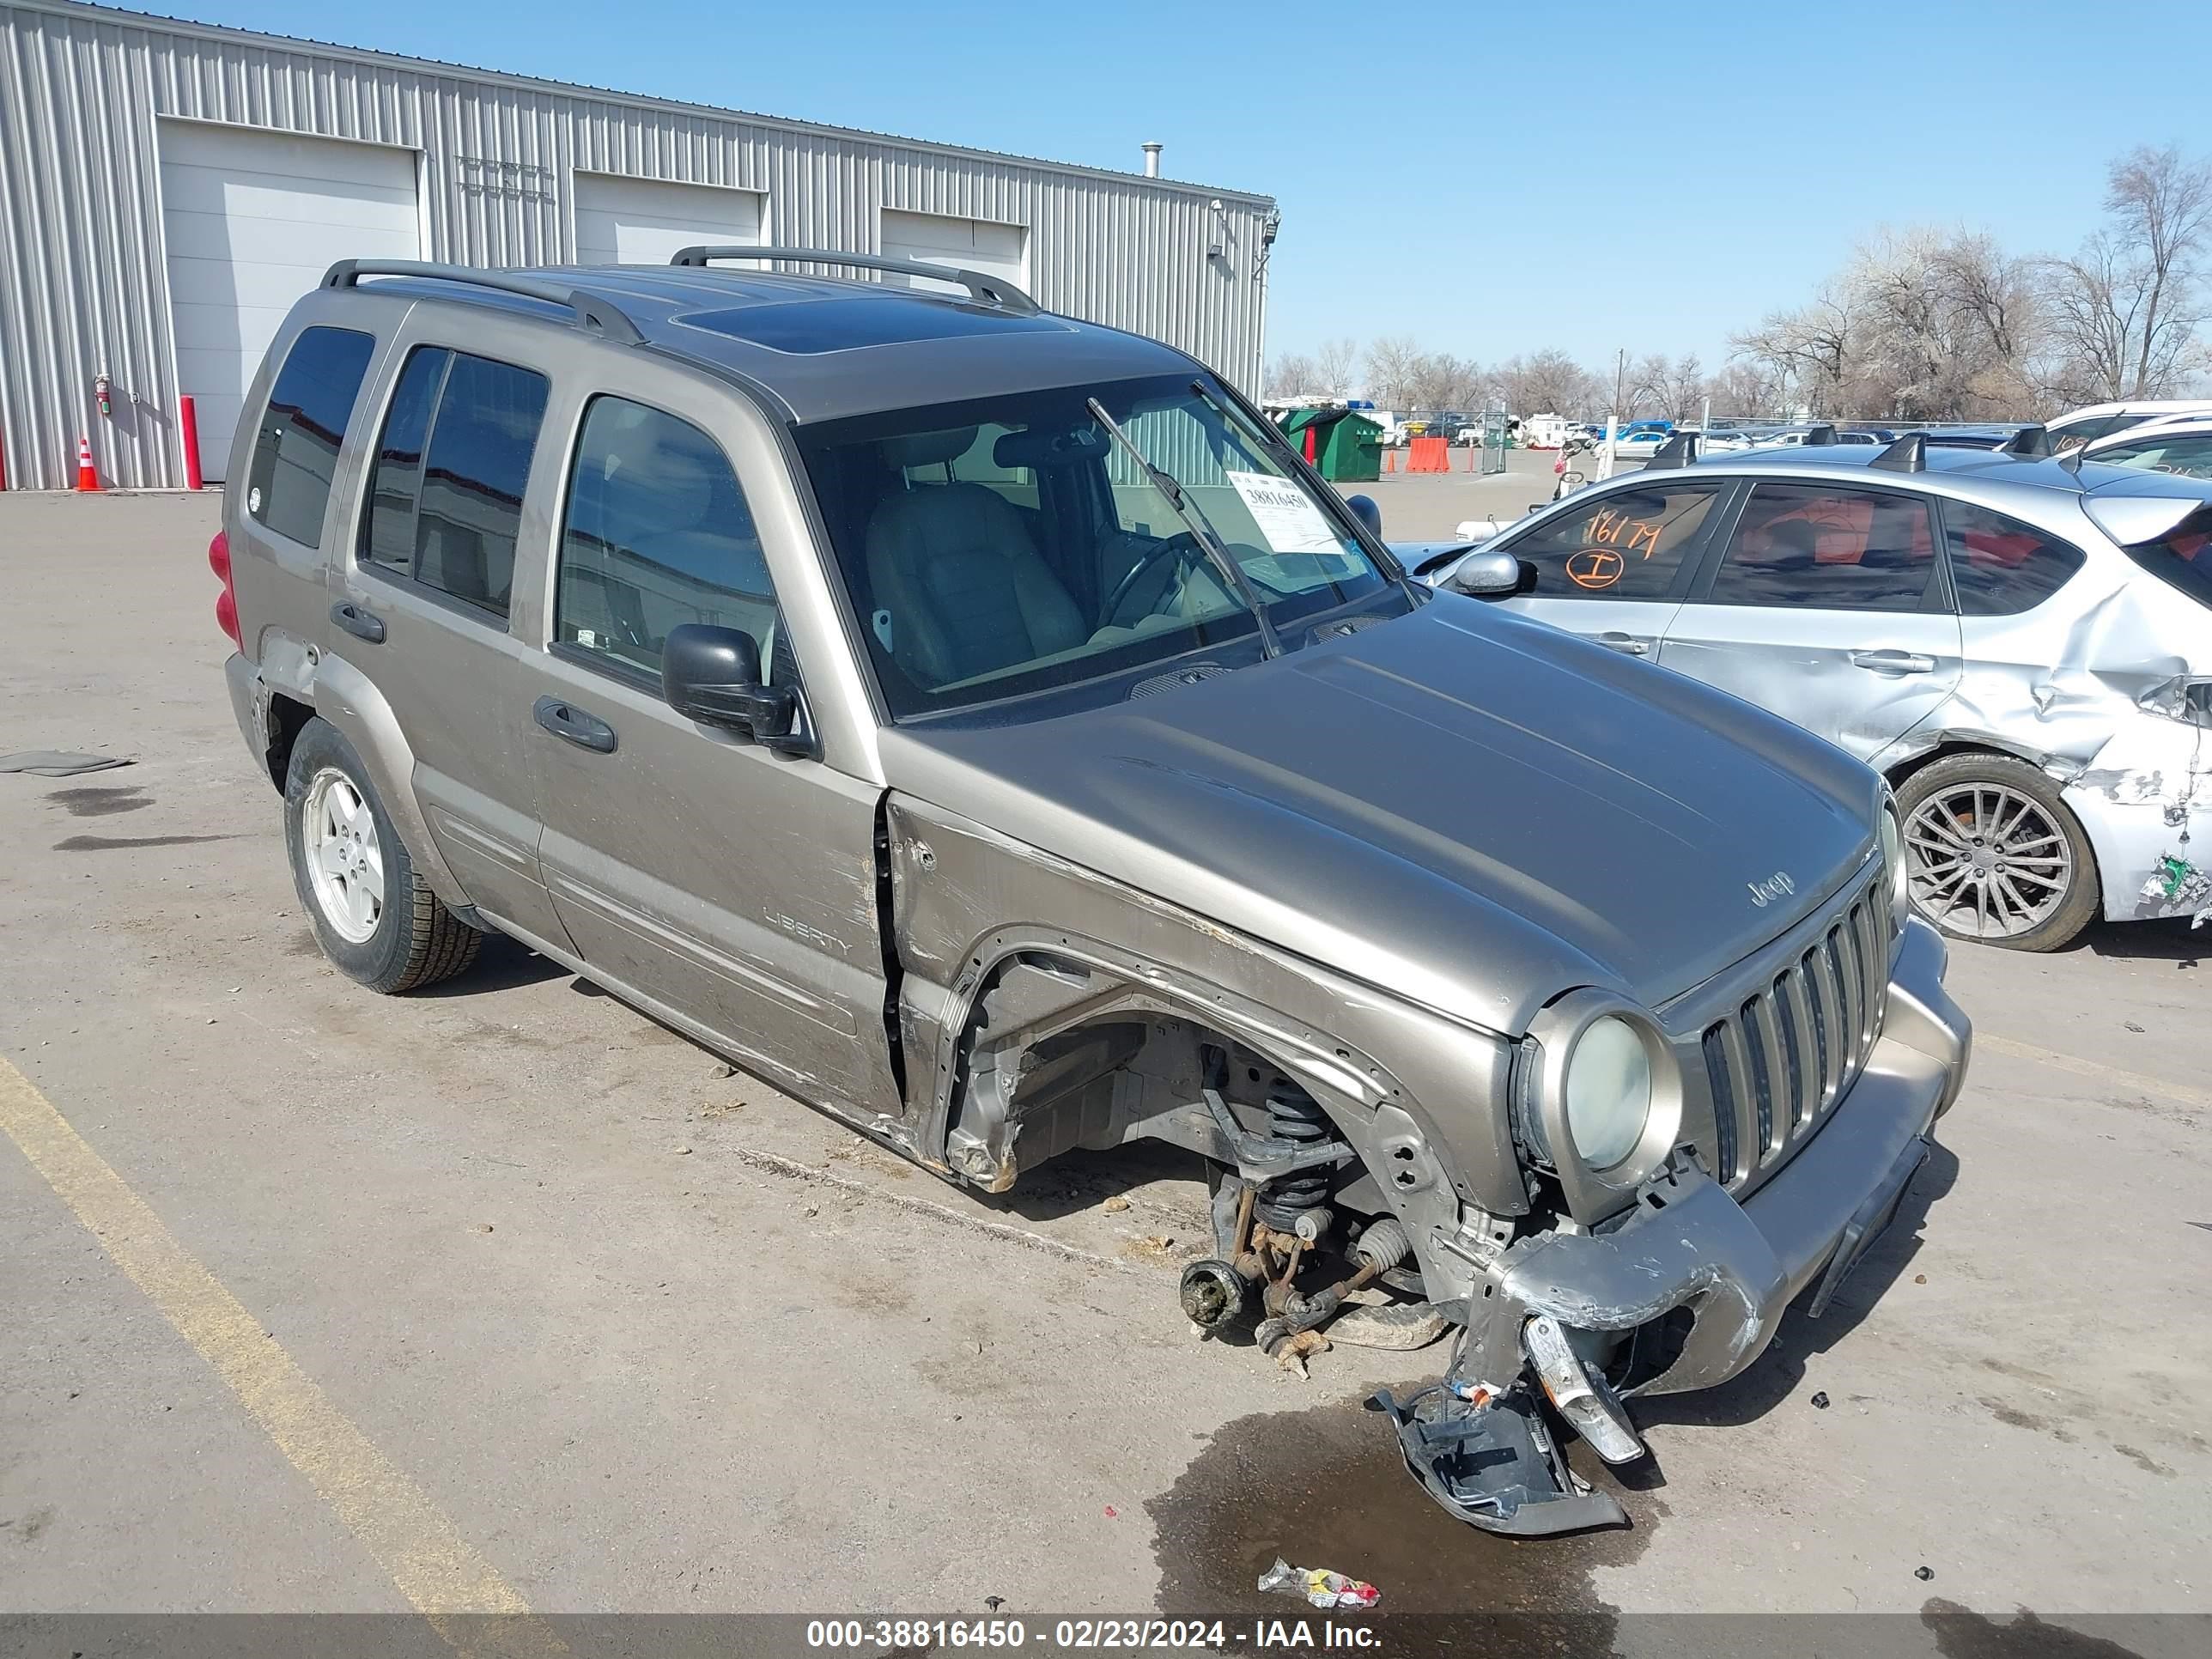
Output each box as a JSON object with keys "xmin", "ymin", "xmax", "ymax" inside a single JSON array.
[
  {"xmin": 1894, "ymin": 752, "xmax": 2100, "ymax": 952},
  {"xmin": 283, "ymin": 716, "xmax": 483, "ymax": 992}
]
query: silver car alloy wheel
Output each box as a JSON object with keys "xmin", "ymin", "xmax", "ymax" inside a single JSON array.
[
  {"xmin": 1903, "ymin": 782, "xmax": 2073, "ymax": 940},
  {"xmin": 304, "ymin": 767, "xmax": 385, "ymax": 945}
]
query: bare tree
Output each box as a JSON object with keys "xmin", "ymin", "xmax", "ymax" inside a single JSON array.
[
  {"xmin": 1265, "ymin": 352, "xmax": 1319, "ymax": 398},
  {"xmin": 1312, "ymin": 337, "xmax": 1362, "ymax": 396},
  {"xmin": 1631, "ymin": 353, "xmax": 1708, "ymax": 420},
  {"xmin": 1364, "ymin": 336, "xmax": 1422, "ymax": 409},
  {"xmin": 2040, "ymin": 146, "xmax": 2212, "ymax": 402},
  {"xmin": 1498, "ymin": 349, "xmax": 1597, "ymax": 416},
  {"xmin": 1704, "ymin": 359, "xmax": 1782, "ymax": 422},
  {"xmin": 1732, "ymin": 287, "xmax": 1857, "ymax": 415}
]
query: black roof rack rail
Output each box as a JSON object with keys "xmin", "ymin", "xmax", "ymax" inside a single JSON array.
[
  {"xmin": 1802, "ymin": 422, "xmax": 1838, "ymax": 445},
  {"xmin": 670, "ymin": 245, "xmax": 1042, "ymax": 316},
  {"xmin": 1869, "ymin": 432, "xmax": 1927, "ymax": 472},
  {"xmin": 1645, "ymin": 431, "xmax": 1700, "ymax": 470},
  {"xmin": 322, "ymin": 259, "xmax": 643, "ymax": 345},
  {"xmin": 2000, "ymin": 423, "xmax": 2052, "ymax": 458}
]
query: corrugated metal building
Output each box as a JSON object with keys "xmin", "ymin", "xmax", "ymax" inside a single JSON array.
[{"xmin": 0, "ymin": 0, "xmax": 1277, "ymax": 489}]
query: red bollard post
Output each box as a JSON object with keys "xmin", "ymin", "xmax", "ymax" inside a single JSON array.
[{"xmin": 179, "ymin": 395, "xmax": 204, "ymax": 491}]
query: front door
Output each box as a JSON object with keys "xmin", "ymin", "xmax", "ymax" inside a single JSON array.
[
  {"xmin": 1660, "ymin": 481, "xmax": 1963, "ymax": 767},
  {"xmin": 516, "ymin": 377, "xmax": 897, "ymax": 1120},
  {"xmin": 1496, "ymin": 476, "xmax": 1736, "ymax": 658}
]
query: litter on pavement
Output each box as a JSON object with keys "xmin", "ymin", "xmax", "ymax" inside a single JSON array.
[{"xmin": 1257, "ymin": 1558, "xmax": 1381, "ymax": 1610}]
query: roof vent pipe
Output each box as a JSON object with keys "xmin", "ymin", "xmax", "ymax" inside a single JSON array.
[{"xmin": 1141, "ymin": 142, "xmax": 1162, "ymax": 178}]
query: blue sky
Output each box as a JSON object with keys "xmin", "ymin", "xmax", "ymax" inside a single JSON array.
[{"xmin": 167, "ymin": 1, "xmax": 2207, "ymax": 373}]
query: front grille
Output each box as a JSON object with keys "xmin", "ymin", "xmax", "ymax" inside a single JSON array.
[{"xmin": 1698, "ymin": 879, "xmax": 1890, "ymax": 1187}]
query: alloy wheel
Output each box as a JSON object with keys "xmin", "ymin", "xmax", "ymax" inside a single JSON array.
[
  {"xmin": 303, "ymin": 768, "xmax": 385, "ymax": 944},
  {"xmin": 1903, "ymin": 781, "xmax": 2073, "ymax": 941}
]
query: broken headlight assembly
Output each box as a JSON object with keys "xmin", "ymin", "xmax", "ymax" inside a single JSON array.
[{"xmin": 1515, "ymin": 991, "xmax": 1684, "ymax": 1212}]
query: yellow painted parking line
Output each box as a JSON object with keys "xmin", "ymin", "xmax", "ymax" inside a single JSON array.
[
  {"xmin": 1978, "ymin": 1032, "xmax": 2212, "ymax": 1114},
  {"xmin": 0, "ymin": 1059, "xmax": 563, "ymax": 1659}
]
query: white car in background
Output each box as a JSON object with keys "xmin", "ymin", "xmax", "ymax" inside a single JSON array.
[
  {"xmin": 2045, "ymin": 399, "xmax": 2212, "ymax": 453},
  {"xmin": 2079, "ymin": 414, "xmax": 2212, "ymax": 477},
  {"xmin": 1686, "ymin": 428, "xmax": 1753, "ymax": 453}
]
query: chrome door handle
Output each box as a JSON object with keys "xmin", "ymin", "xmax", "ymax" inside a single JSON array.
[
  {"xmin": 1597, "ymin": 632, "xmax": 1650, "ymax": 656},
  {"xmin": 1850, "ymin": 649, "xmax": 1936, "ymax": 674},
  {"xmin": 532, "ymin": 696, "xmax": 617, "ymax": 754}
]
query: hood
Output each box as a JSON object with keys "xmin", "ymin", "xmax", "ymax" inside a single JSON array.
[{"xmin": 878, "ymin": 598, "xmax": 1879, "ymax": 1035}]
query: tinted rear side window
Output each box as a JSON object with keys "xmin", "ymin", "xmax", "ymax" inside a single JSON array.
[
  {"xmin": 1942, "ymin": 501, "xmax": 2085, "ymax": 616},
  {"xmin": 357, "ymin": 346, "xmax": 549, "ymax": 618},
  {"xmin": 246, "ymin": 325, "xmax": 376, "ymax": 547},
  {"xmin": 1707, "ymin": 484, "xmax": 1936, "ymax": 611}
]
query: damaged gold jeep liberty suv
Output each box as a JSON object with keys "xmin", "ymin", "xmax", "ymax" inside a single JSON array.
[{"xmin": 214, "ymin": 251, "xmax": 1971, "ymax": 1534}]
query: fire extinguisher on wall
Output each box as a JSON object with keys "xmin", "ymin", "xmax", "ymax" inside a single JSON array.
[{"xmin": 95, "ymin": 368, "xmax": 113, "ymax": 421}]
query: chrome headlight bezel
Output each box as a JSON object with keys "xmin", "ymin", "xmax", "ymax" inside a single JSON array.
[
  {"xmin": 1517, "ymin": 989, "xmax": 1684, "ymax": 1216},
  {"xmin": 1881, "ymin": 790, "xmax": 1909, "ymax": 935}
]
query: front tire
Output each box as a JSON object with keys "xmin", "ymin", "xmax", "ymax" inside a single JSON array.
[
  {"xmin": 1895, "ymin": 752, "xmax": 2100, "ymax": 951},
  {"xmin": 283, "ymin": 716, "xmax": 483, "ymax": 992}
]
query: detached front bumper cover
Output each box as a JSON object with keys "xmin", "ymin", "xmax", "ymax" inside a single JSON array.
[{"xmin": 1368, "ymin": 1381, "xmax": 1629, "ymax": 1537}]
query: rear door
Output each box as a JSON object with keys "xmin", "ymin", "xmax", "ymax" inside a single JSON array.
[
  {"xmin": 1492, "ymin": 477, "xmax": 1735, "ymax": 658},
  {"xmin": 1659, "ymin": 481, "xmax": 1962, "ymax": 766},
  {"xmin": 337, "ymin": 313, "xmax": 573, "ymax": 947}
]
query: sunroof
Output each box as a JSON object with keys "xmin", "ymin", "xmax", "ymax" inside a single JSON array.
[{"xmin": 682, "ymin": 294, "xmax": 1066, "ymax": 355}]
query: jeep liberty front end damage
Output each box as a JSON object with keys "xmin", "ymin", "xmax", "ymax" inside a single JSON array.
[
  {"xmin": 878, "ymin": 617, "xmax": 1972, "ymax": 1534},
  {"xmin": 220, "ymin": 253, "xmax": 1973, "ymax": 1540}
]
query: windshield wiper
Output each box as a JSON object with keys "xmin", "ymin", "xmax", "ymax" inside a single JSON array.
[
  {"xmin": 1086, "ymin": 398, "xmax": 1284, "ymax": 659},
  {"xmin": 1185, "ymin": 378, "xmax": 1412, "ymax": 594}
]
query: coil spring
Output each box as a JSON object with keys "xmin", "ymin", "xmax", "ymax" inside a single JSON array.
[{"xmin": 1255, "ymin": 1082, "xmax": 1333, "ymax": 1230}]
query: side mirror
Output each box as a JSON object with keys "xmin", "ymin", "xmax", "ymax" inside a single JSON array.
[
  {"xmin": 662, "ymin": 623, "xmax": 808, "ymax": 753},
  {"xmin": 1446, "ymin": 548, "xmax": 1523, "ymax": 598},
  {"xmin": 1345, "ymin": 493, "xmax": 1382, "ymax": 539}
]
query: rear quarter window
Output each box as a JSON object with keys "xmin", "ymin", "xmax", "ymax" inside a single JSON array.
[
  {"xmin": 1941, "ymin": 501, "xmax": 2085, "ymax": 616},
  {"xmin": 246, "ymin": 325, "xmax": 377, "ymax": 547}
]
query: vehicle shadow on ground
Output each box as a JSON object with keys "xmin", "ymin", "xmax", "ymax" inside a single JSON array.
[
  {"xmin": 2071, "ymin": 915, "xmax": 2204, "ymax": 969},
  {"xmin": 1628, "ymin": 1140, "xmax": 1960, "ymax": 1431},
  {"xmin": 417, "ymin": 930, "xmax": 571, "ymax": 996}
]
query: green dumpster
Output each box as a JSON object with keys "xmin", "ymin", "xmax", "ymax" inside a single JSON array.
[{"xmin": 1276, "ymin": 407, "xmax": 1382, "ymax": 483}]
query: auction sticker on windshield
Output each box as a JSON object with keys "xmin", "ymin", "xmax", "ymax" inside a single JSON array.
[{"xmin": 1227, "ymin": 470, "xmax": 1342, "ymax": 556}]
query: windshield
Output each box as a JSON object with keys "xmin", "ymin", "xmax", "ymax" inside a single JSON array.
[
  {"xmin": 797, "ymin": 374, "xmax": 1396, "ymax": 718},
  {"xmin": 2091, "ymin": 430, "xmax": 2212, "ymax": 478}
]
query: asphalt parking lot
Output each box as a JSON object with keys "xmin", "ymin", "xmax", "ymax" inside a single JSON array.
[{"xmin": 3, "ymin": 491, "xmax": 2208, "ymax": 1651}]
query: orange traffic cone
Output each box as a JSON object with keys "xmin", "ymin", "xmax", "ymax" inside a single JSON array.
[{"xmin": 74, "ymin": 434, "xmax": 99, "ymax": 492}]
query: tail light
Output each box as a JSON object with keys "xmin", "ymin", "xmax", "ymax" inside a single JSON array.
[{"xmin": 210, "ymin": 530, "xmax": 241, "ymax": 649}]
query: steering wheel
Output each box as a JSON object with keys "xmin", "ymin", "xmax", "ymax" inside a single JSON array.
[{"xmin": 1101, "ymin": 531, "xmax": 1204, "ymax": 626}]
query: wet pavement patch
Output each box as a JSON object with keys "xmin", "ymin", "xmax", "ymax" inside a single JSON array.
[
  {"xmin": 46, "ymin": 784, "xmax": 153, "ymax": 817},
  {"xmin": 1147, "ymin": 1390, "xmax": 1651, "ymax": 1658}
]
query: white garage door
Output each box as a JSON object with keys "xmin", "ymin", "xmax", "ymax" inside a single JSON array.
[
  {"xmin": 574, "ymin": 174, "xmax": 763, "ymax": 267},
  {"xmin": 160, "ymin": 121, "xmax": 421, "ymax": 481},
  {"xmin": 879, "ymin": 210, "xmax": 1030, "ymax": 294}
]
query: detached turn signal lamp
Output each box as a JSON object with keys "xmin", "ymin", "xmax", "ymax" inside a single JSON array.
[{"xmin": 1524, "ymin": 1313, "xmax": 1646, "ymax": 1466}]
